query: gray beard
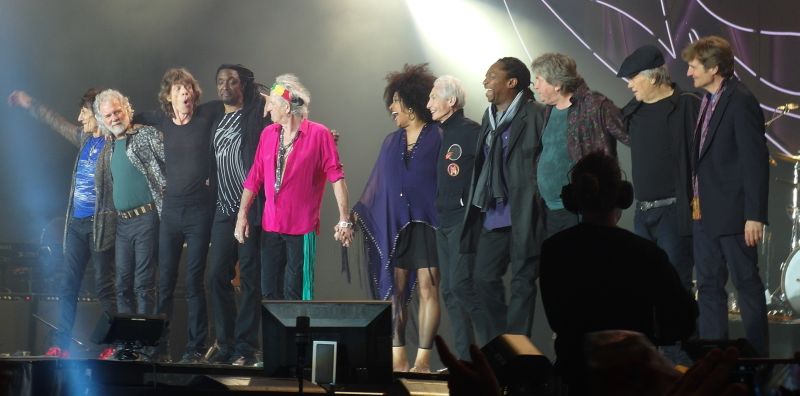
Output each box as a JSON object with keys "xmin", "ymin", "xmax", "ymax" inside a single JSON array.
[{"xmin": 110, "ymin": 123, "xmax": 127, "ymax": 137}]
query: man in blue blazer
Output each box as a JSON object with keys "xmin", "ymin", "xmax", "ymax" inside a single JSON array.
[{"xmin": 682, "ymin": 36, "xmax": 769, "ymax": 356}]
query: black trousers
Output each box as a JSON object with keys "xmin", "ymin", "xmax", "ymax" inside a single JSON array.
[
  {"xmin": 693, "ymin": 220, "xmax": 768, "ymax": 356},
  {"xmin": 54, "ymin": 217, "xmax": 116, "ymax": 350},
  {"xmin": 543, "ymin": 207, "xmax": 579, "ymax": 239},
  {"xmin": 472, "ymin": 226, "xmax": 539, "ymax": 342},
  {"xmin": 207, "ymin": 210, "xmax": 261, "ymax": 356},
  {"xmin": 157, "ymin": 202, "xmax": 212, "ymax": 355},
  {"xmin": 261, "ymin": 232, "xmax": 306, "ymax": 300},
  {"xmin": 436, "ymin": 222, "xmax": 483, "ymax": 358},
  {"xmin": 115, "ymin": 210, "xmax": 158, "ymax": 315}
]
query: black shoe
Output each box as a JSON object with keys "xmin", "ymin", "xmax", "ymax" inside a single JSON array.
[
  {"xmin": 178, "ymin": 351, "xmax": 204, "ymax": 364},
  {"xmin": 206, "ymin": 348, "xmax": 233, "ymax": 365},
  {"xmin": 156, "ymin": 353, "xmax": 173, "ymax": 363},
  {"xmin": 229, "ymin": 353, "xmax": 258, "ymax": 367}
]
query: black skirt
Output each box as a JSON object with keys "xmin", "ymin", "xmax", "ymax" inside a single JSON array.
[{"xmin": 393, "ymin": 222, "xmax": 438, "ymax": 270}]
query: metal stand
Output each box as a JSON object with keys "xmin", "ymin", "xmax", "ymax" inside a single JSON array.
[{"xmin": 766, "ymin": 103, "xmax": 799, "ymax": 320}]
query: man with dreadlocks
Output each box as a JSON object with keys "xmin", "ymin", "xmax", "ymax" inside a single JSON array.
[{"xmin": 206, "ymin": 64, "xmax": 270, "ymax": 366}]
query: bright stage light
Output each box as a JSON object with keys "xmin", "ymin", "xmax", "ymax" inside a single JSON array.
[{"xmin": 404, "ymin": 0, "xmax": 535, "ymax": 115}]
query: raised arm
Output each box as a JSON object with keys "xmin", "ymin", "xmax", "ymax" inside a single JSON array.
[{"xmin": 8, "ymin": 90, "xmax": 82, "ymax": 147}]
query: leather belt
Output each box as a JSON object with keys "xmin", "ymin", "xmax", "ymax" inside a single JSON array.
[
  {"xmin": 637, "ymin": 197, "xmax": 676, "ymax": 212},
  {"xmin": 117, "ymin": 202, "xmax": 155, "ymax": 219}
]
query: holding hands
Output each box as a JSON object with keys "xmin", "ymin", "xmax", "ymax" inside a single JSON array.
[{"xmin": 333, "ymin": 218, "xmax": 354, "ymax": 247}]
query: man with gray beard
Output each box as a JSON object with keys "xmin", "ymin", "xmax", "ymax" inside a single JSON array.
[{"xmin": 95, "ymin": 89, "xmax": 165, "ymax": 323}]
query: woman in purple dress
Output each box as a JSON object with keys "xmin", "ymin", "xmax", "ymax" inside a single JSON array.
[{"xmin": 353, "ymin": 64, "xmax": 442, "ymax": 372}]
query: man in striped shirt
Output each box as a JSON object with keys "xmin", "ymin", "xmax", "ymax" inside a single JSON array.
[{"xmin": 206, "ymin": 64, "xmax": 269, "ymax": 366}]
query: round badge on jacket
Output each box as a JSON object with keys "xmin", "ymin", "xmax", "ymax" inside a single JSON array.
[
  {"xmin": 447, "ymin": 163, "xmax": 460, "ymax": 176},
  {"xmin": 445, "ymin": 144, "xmax": 462, "ymax": 161}
]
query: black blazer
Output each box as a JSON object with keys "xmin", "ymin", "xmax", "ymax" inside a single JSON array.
[
  {"xmin": 460, "ymin": 100, "xmax": 546, "ymax": 260},
  {"xmin": 692, "ymin": 78, "xmax": 769, "ymax": 237}
]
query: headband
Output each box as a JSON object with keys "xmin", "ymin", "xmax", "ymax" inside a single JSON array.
[{"xmin": 270, "ymin": 83, "xmax": 293, "ymax": 103}]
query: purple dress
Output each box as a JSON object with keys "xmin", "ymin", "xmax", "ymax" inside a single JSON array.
[{"xmin": 353, "ymin": 123, "xmax": 442, "ymax": 300}]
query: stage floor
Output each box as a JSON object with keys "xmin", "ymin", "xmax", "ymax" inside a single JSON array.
[{"xmin": 0, "ymin": 357, "xmax": 444, "ymax": 395}]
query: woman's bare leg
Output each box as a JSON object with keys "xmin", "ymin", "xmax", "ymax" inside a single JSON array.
[
  {"xmin": 411, "ymin": 267, "xmax": 440, "ymax": 372},
  {"xmin": 392, "ymin": 266, "xmax": 410, "ymax": 372}
]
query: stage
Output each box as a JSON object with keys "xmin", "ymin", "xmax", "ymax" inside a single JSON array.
[{"xmin": 0, "ymin": 357, "xmax": 447, "ymax": 395}]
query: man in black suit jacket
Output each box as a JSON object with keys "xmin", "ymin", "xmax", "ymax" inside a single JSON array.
[
  {"xmin": 682, "ymin": 36, "xmax": 769, "ymax": 356},
  {"xmin": 461, "ymin": 57, "xmax": 545, "ymax": 343}
]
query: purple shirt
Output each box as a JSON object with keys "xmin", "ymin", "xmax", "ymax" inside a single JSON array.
[
  {"xmin": 353, "ymin": 124, "xmax": 442, "ymax": 300},
  {"xmin": 483, "ymin": 127, "xmax": 512, "ymax": 229}
]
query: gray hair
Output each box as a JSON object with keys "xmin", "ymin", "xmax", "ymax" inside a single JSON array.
[
  {"xmin": 638, "ymin": 64, "xmax": 672, "ymax": 87},
  {"xmin": 434, "ymin": 75, "xmax": 466, "ymax": 110},
  {"xmin": 274, "ymin": 73, "xmax": 310, "ymax": 118},
  {"xmin": 93, "ymin": 89, "xmax": 134, "ymax": 135},
  {"xmin": 530, "ymin": 53, "xmax": 583, "ymax": 94}
]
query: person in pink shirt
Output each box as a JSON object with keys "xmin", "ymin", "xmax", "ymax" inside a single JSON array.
[{"xmin": 234, "ymin": 74, "xmax": 353, "ymax": 300}]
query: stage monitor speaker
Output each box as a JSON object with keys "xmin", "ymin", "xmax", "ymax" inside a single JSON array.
[
  {"xmin": 31, "ymin": 296, "xmax": 102, "ymax": 357},
  {"xmin": 0, "ymin": 295, "xmax": 32, "ymax": 354},
  {"xmin": 91, "ymin": 311, "xmax": 167, "ymax": 345},
  {"xmin": 261, "ymin": 300, "xmax": 392, "ymax": 385},
  {"xmin": 481, "ymin": 334, "xmax": 553, "ymax": 396}
]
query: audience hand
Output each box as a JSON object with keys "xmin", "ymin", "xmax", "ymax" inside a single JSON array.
[
  {"xmin": 435, "ymin": 335, "xmax": 500, "ymax": 396},
  {"xmin": 666, "ymin": 347, "xmax": 748, "ymax": 396}
]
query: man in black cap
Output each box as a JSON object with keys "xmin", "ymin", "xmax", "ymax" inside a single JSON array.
[{"xmin": 617, "ymin": 45, "xmax": 699, "ymax": 298}]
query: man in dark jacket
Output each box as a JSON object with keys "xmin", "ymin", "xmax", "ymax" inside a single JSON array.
[
  {"xmin": 683, "ymin": 36, "xmax": 769, "ymax": 356},
  {"xmin": 461, "ymin": 57, "xmax": 545, "ymax": 342},
  {"xmin": 618, "ymin": 45, "xmax": 699, "ymax": 294},
  {"xmin": 426, "ymin": 75, "xmax": 482, "ymax": 359},
  {"xmin": 206, "ymin": 64, "xmax": 268, "ymax": 366},
  {"xmin": 8, "ymin": 89, "xmax": 117, "ymax": 358}
]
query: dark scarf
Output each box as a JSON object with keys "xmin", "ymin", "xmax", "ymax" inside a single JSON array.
[{"xmin": 472, "ymin": 90, "xmax": 525, "ymax": 210}]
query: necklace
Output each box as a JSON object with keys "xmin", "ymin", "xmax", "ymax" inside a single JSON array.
[
  {"xmin": 402, "ymin": 124, "xmax": 427, "ymax": 161},
  {"xmin": 87, "ymin": 136, "xmax": 103, "ymax": 157},
  {"xmin": 274, "ymin": 126, "xmax": 300, "ymax": 194}
]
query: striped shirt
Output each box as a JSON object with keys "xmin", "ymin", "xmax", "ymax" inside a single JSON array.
[{"xmin": 214, "ymin": 110, "xmax": 246, "ymax": 216}]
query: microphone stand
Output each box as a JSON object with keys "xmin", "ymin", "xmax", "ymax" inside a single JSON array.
[
  {"xmin": 296, "ymin": 316, "xmax": 310, "ymax": 395},
  {"xmin": 765, "ymin": 104, "xmax": 797, "ymax": 128}
]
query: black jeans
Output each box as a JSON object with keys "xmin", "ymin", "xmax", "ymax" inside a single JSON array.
[
  {"xmin": 436, "ymin": 222, "xmax": 483, "ymax": 358},
  {"xmin": 54, "ymin": 216, "xmax": 116, "ymax": 349},
  {"xmin": 634, "ymin": 203, "xmax": 694, "ymax": 292},
  {"xmin": 157, "ymin": 202, "xmax": 212, "ymax": 355},
  {"xmin": 693, "ymin": 220, "xmax": 768, "ymax": 356},
  {"xmin": 207, "ymin": 210, "xmax": 261, "ymax": 356},
  {"xmin": 115, "ymin": 210, "xmax": 158, "ymax": 315},
  {"xmin": 472, "ymin": 226, "xmax": 539, "ymax": 342},
  {"xmin": 543, "ymin": 207, "xmax": 579, "ymax": 239},
  {"xmin": 261, "ymin": 232, "xmax": 306, "ymax": 300}
]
